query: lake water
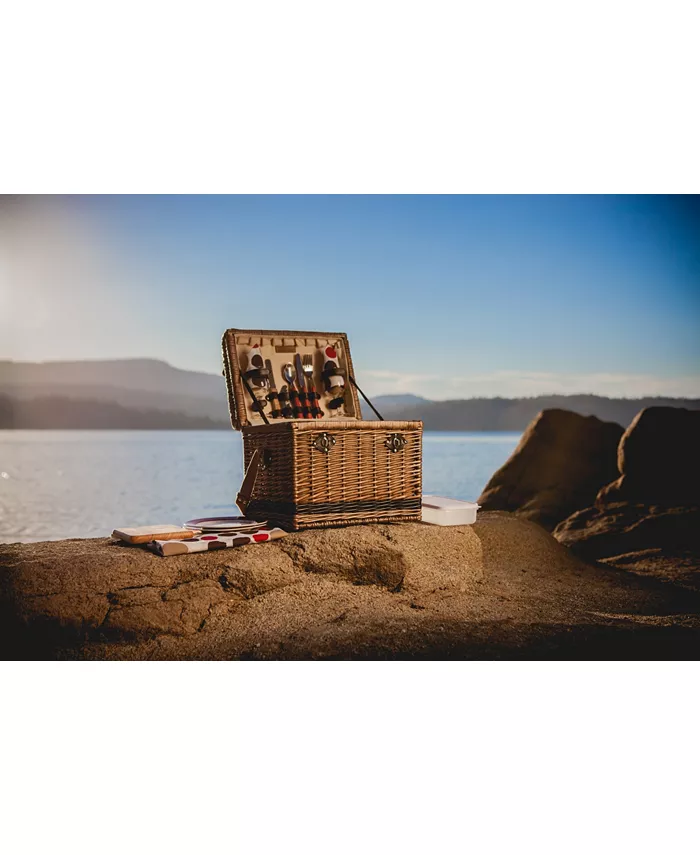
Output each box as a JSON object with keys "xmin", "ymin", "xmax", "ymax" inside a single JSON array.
[{"xmin": 0, "ymin": 430, "xmax": 521, "ymax": 543}]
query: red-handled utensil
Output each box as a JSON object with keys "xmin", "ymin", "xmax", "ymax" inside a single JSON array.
[
  {"xmin": 302, "ymin": 353, "xmax": 323, "ymax": 417},
  {"xmin": 294, "ymin": 353, "xmax": 314, "ymax": 418},
  {"xmin": 282, "ymin": 363, "xmax": 306, "ymax": 418}
]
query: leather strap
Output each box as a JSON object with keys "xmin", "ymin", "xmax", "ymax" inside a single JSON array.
[
  {"xmin": 348, "ymin": 375, "xmax": 384, "ymax": 420},
  {"xmin": 236, "ymin": 449, "xmax": 261, "ymax": 515}
]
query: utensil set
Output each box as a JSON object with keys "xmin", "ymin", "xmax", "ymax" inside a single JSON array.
[
  {"xmin": 245, "ymin": 345, "xmax": 349, "ymax": 421},
  {"xmin": 277, "ymin": 356, "xmax": 323, "ymax": 419}
]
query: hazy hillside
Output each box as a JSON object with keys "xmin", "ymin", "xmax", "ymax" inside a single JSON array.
[
  {"xmin": 0, "ymin": 358, "xmax": 224, "ymax": 398},
  {"xmin": 0, "ymin": 359, "xmax": 230, "ymax": 422},
  {"xmin": 376, "ymin": 394, "xmax": 700, "ymax": 430},
  {"xmin": 1, "ymin": 359, "xmax": 698, "ymax": 429},
  {"xmin": 0, "ymin": 396, "xmax": 228, "ymax": 430},
  {"xmin": 369, "ymin": 394, "xmax": 428, "ymax": 407},
  {"xmin": 1, "ymin": 382, "xmax": 231, "ymax": 423}
]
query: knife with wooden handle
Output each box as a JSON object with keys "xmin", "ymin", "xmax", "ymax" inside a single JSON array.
[
  {"xmin": 294, "ymin": 353, "xmax": 312, "ymax": 418},
  {"xmin": 265, "ymin": 359, "xmax": 282, "ymax": 418}
]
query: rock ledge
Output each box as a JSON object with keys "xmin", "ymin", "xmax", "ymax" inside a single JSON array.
[{"xmin": 2, "ymin": 516, "xmax": 699, "ymax": 660}]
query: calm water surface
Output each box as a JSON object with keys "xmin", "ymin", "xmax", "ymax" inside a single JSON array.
[{"xmin": 0, "ymin": 430, "xmax": 520, "ymax": 543}]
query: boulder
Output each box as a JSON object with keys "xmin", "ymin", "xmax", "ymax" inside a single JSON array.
[
  {"xmin": 597, "ymin": 407, "xmax": 700, "ymax": 505},
  {"xmin": 477, "ymin": 409, "xmax": 623, "ymax": 530},
  {"xmin": 3, "ymin": 516, "xmax": 700, "ymax": 660},
  {"xmin": 554, "ymin": 503, "xmax": 700, "ymax": 590},
  {"xmin": 555, "ymin": 503, "xmax": 700, "ymax": 558},
  {"xmin": 554, "ymin": 407, "xmax": 700, "ymax": 590}
]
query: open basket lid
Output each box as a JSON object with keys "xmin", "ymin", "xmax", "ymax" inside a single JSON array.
[{"xmin": 221, "ymin": 328, "xmax": 363, "ymax": 429}]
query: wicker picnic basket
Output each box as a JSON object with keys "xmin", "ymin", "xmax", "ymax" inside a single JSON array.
[{"xmin": 222, "ymin": 329, "xmax": 423, "ymax": 530}]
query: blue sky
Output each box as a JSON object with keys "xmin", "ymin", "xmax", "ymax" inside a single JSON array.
[{"xmin": 1, "ymin": 194, "xmax": 698, "ymax": 398}]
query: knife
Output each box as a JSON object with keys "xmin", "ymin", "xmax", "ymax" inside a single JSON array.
[
  {"xmin": 294, "ymin": 353, "xmax": 311, "ymax": 418},
  {"xmin": 264, "ymin": 359, "xmax": 282, "ymax": 418}
]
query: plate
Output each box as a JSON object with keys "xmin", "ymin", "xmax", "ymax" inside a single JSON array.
[{"xmin": 183, "ymin": 516, "xmax": 268, "ymax": 533}]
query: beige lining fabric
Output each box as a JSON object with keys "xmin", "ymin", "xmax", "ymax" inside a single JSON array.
[{"xmin": 222, "ymin": 328, "xmax": 361, "ymax": 428}]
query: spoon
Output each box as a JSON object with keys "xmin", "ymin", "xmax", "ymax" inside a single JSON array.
[{"xmin": 282, "ymin": 363, "xmax": 305, "ymax": 418}]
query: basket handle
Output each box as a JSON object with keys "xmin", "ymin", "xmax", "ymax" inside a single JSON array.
[
  {"xmin": 236, "ymin": 449, "xmax": 261, "ymax": 515},
  {"xmin": 242, "ymin": 374, "xmax": 270, "ymax": 425}
]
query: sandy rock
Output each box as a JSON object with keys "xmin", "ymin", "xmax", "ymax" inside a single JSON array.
[
  {"xmin": 555, "ymin": 503, "xmax": 700, "ymax": 556},
  {"xmin": 597, "ymin": 407, "xmax": 700, "ymax": 505},
  {"xmin": 553, "ymin": 408, "xmax": 700, "ymax": 590},
  {"xmin": 554, "ymin": 503, "xmax": 700, "ymax": 590},
  {"xmin": 3, "ymin": 516, "xmax": 700, "ymax": 659},
  {"xmin": 279, "ymin": 523, "xmax": 485, "ymax": 593},
  {"xmin": 15, "ymin": 592, "xmax": 110, "ymax": 632},
  {"xmin": 102, "ymin": 580, "xmax": 231, "ymax": 636},
  {"xmin": 280, "ymin": 527, "xmax": 408, "ymax": 590},
  {"xmin": 478, "ymin": 409, "xmax": 623, "ymax": 530},
  {"xmin": 216, "ymin": 550, "xmax": 302, "ymax": 600}
]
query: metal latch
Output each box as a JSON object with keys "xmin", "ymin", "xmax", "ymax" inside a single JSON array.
[
  {"xmin": 312, "ymin": 432, "xmax": 336, "ymax": 453},
  {"xmin": 385, "ymin": 433, "xmax": 407, "ymax": 453}
]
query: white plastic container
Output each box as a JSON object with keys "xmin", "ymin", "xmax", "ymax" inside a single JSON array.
[{"xmin": 421, "ymin": 495, "xmax": 480, "ymax": 526}]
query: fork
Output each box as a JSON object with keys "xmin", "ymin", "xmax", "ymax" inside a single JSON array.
[
  {"xmin": 302, "ymin": 353, "xmax": 324, "ymax": 418},
  {"xmin": 282, "ymin": 363, "xmax": 305, "ymax": 418}
]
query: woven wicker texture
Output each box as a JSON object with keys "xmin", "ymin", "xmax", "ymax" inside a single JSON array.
[{"xmin": 242, "ymin": 420, "xmax": 423, "ymax": 530}]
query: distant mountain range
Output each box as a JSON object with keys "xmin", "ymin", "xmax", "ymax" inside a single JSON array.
[
  {"xmin": 374, "ymin": 394, "xmax": 700, "ymax": 430},
  {"xmin": 0, "ymin": 359, "xmax": 231, "ymax": 427},
  {"xmin": 1, "ymin": 359, "xmax": 698, "ymax": 430}
]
